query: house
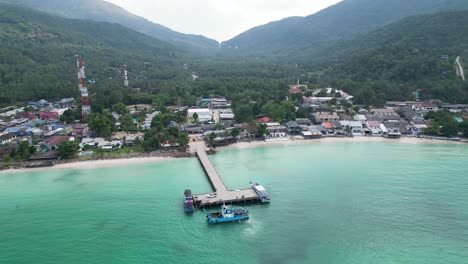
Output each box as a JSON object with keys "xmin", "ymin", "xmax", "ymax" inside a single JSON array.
[
  {"xmin": 285, "ymin": 121, "xmax": 301, "ymax": 135},
  {"xmin": 354, "ymin": 115, "xmax": 367, "ymax": 125},
  {"xmin": 219, "ymin": 109, "xmax": 235, "ymax": 120},
  {"xmin": 211, "ymin": 98, "xmax": 229, "ymax": 109},
  {"xmin": 258, "ymin": 117, "xmax": 273, "ymax": 123},
  {"xmin": 295, "ymin": 118, "xmax": 312, "ymax": 126},
  {"xmin": 39, "ymin": 112, "xmax": 59, "ymax": 120},
  {"xmin": 322, "ymin": 122, "xmax": 335, "ymax": 135},
  {"xmin": 412, "ymin": 103, "xmax": 439, "ymax": 112},
  {"xmin": 315, "ymin": 112, "xmax": 340, "ymax": 122},
  {"xmin": 349, "ymin": 121, "xmax": 363, "ymax": 136},
  {"xmin": 42, "ymin": 136, "xmax": 72, "ymax": 150},
  {"xmin": 302, "ymin": 129, "xmax": 321, "ymax": 139},
  {"xmin": 370, "ymin": 108, "xmax": 397, "ymax": 117},
  {"xmin": 265, "ymin": 123, "xmax": 287, "ymax": 138},
  {"xmin": 69, "ymin": 124, "xmax": 89, "ymax": 138},
  {"xmin": 29, "ymin": 150, "xmax": 59, "ymax": 161},
  {"xmin": 366, "ymin": 121, "xmax": 382, "ymax": 135},
  {"xmin": 332, "ymin": 121, "xmax": 344, "ymax": 135},
  {"xmin": 0, "ymin": 133, "xmax": 17, "ymax": 145}
]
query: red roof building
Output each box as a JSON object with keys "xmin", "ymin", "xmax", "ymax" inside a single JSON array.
[
  {"xmin": 323, "ymin": 122, "xmax": 334, "ymax": 129},
  {"xmin": 258, "ymin": 117, "xmax": 273, "ymax": 123},
  {"xmin": 40, "ymin": 112, "xmax": 59, "ymax": 120}
]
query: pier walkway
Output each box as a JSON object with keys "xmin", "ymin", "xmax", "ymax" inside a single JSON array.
[{"xmin": 193, "ymin": 145, "xmax": 259, "ymax": 207}]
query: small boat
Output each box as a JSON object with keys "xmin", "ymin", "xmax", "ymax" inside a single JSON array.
[
  {"xmin": 184, "ymin": 189, "xmax": 195, "ymax": 213},
  {"xmin": 206, "ymin": 204, "xmax": 249, "ymax": 224},
  {"xmin": 250, "ymin": 182, "xmax": 271, "ymax": 203}
]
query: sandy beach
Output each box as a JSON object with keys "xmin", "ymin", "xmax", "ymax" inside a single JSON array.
[
  {"xmin": 0, "ymin": 156, "xmax": 175, "ymax": 174},
  {"xmin": 217, "ymin": 136, "xmax": 464, "ymax": 151},
  {"xmin": 1, "ymin": 136, "xmax": 464, "ymax": 174}
]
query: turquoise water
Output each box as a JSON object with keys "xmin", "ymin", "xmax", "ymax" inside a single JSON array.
[{"xmin": 1, "ymin": 142, "xmax": 468, "ymax": 264}]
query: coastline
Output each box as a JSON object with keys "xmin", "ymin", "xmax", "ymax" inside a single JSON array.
[
  {"xmin": 0, "ymin": 156, "xmax": 175, "ymax": 174},
  {"xmin": 1, "ymin": 136, "xmax": 464, "ymax": 174},
  {"xmin": 216, "ymin": 136, "xmax": 464, "ymax": 151}
]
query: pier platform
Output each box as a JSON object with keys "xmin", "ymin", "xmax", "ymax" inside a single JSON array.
[{"xmin": 193, "ymin": 147, "xmax": 260, "ymax": 207}]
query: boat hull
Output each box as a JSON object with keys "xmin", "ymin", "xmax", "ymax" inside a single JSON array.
[{"xmin": 207, "ymin": 215, "xmax": 249, "ymax": 224}]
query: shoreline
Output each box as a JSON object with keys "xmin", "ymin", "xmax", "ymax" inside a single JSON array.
[
  {"xmin": 0, "ymin": 156, "xmax": 176, "ymax": 174},
  {"xmin": 1, "ymin": 136, "xmax": 465, "ymax": 174},
  {"xmin": 216, "ymin": 136, "xmax": 465, "ymax": 151}
]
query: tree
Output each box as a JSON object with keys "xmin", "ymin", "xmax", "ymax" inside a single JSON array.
[
  {"xmin": 460, "ymin": 121, "xmax": 468, "ymax": 137},
  {"xmin": 88, "ymin": 113, "xmax": 114, "ymax": 138},
  {"xmin": 17, "ymin": 141, "xmax": 35, "ymax": 161},
  {"xmin": 234, "ymin": 104, "xmax": 253, "ymax": 123},
  {"xmin": 120, "ymin": 114, "xmax": 134, "ymax": 132},
  {"xmin": 231, "ymin": 128, "xmax": 241, "ymax": 138},
  {"xmin": 58, "ymin": 141, "xmax": 79, "ymax": 159},
  {"xmin": 112, "ymin": 102, "xmax": 128, "ymax": 115},
  {"xmin": 192, "ymin": 112, "xmax": 199, "ymax": 124},
  {"xmin": 177, "ymin": 132, "xmax": 190, "ymax": 149},
  {"xmin": 257, "ymin": 123, "xmax": 268, "ymax": 137},
  {"xmin": 2, "ymin": 155, "xmax": 12, "ymax": 165},
  {"xmin": 440, "ymin": 118, "xmax": 459, "ymax": 137}
]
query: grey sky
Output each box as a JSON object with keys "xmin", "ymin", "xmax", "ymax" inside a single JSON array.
[{"xmin": 106, "ymin": 0, "xmax": 343, "ymax": 41}]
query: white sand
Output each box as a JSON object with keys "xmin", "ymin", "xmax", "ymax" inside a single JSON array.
[
  {"xmin": 217, "ymin": 136, "xmax": 463, "ymax": 151},
  {"xmin": 1, "ymin": 156, "xmax": 175, "ymax": 174},
  {"xmin": 1, "ymin": 136, "xmax": 463, "ymax": 174}
]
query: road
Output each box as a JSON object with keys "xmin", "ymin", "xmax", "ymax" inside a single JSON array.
[{"xmin": 455, "ymin": 56, "xmax": 465, "ymax": 82}]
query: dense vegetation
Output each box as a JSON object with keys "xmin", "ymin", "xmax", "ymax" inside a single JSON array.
[
  {"xmin": 222, "ymin": 0, "xmax": 468, "ymax": 58},
  {"xmin": 315, "ymin": 11, "xmax": 468, "ymax": 105},
  {"xmin": 0, "ymin": 0, "xmax": 218, "ymax": 54}
]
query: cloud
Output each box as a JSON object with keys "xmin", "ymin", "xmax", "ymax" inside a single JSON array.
[{"xmin": 106, "ymin": 0, "xmax": 342, "ymax": 41}]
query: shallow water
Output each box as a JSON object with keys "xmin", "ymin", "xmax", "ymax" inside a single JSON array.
[{"xmin": 1, "ymin": 142, "xmax": 467, "ymax": 264}]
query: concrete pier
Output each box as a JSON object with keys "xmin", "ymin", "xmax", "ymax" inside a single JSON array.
[{"xmin": 193, "ymin": 147, "xmax": 259, "ymax": 207}]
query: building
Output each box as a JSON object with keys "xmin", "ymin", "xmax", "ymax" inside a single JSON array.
[
  {"xmin": 285, "ymin": 121, "xmax": 301, "ymax": 135},
  {"xmin": 349, "ymin": 121, "xmax": 363, "ymax": 136},
  {"xmin": 295, "ymin": 118, "xmax": 312, "ymax": 126},
  {"xmin": 366, "ymin": 121, "xmax": 382, "ymax": 135},
  {"xmin": 412, "ymin": 103, "xmax": 439, "ymax": 112},
  {"xmin": 69, "ymin": 124, "xmax": 89, "ymax": 138},
  {"xmin": 187, "ymin": 109, "xmax": 212, "ymax": 123},
  {"xmin": 322, "ymin": 122, "xmax": 335, "ymax": 135},
  {"xmin": 370, "ymin": 108, "xmax": 397, "ymax": 117},
  {"xmin": 219, "ymin": 109, "xmax": 235, "ymax": 120},
  {"xmin": 42, "ymin": 136, "xmax": 72, "ymax": 150},
  {"xmin": 315, "ymin": 113, "xmax": 340, "ymax": 122},
  {"xmin": 354, "ymin": 115, "xmax": 367, "ymax": 125},
  {"xmin": 0, "ymin": 133, "xmax": 17, "ymax": 145},
  {"xmin": 211, "ymin": 98, "xmax": 229, "ymax": 109},
  {"xmin": 39, "ymin": 112, "xmax": 59, "ymax": 120},
  {"xmin": 265, "ymin": 123, "xmax": 287, "ymax": 138}
]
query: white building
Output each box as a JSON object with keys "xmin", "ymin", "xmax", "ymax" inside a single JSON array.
[
  {"xmin": 349, "ymin": 121, "xmax": 363, "ymax": 136},
  {"xmin": 187, "ymin": 109, "xmax": 212, "ymax": 122},
  {"xmin": 219, "ymin": 109, "xmax": 235, "ymax": 120}
]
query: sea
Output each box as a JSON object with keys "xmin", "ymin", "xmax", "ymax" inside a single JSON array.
[{"xmin": 1, "ymin": 142, "xmax": 467, "ymax": 264}]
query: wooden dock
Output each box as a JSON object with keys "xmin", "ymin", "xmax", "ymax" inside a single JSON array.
[{"xmin": 193, "ymin": 148, "xmax": 260, "ymax": 207}]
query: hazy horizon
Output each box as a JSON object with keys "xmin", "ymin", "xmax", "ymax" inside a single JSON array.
[{"xmin": 106, "ymin": 0, "xmax": 343, "ymax": 42}]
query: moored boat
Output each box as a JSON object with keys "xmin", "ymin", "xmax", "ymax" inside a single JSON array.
[
  {"xmin": 206, "ymin": 204, "xmax": 249, "ymax": 224},
  {"xmin": 250, "ymin": 182, "xmax": 271, "ymax": 203},
  {"xmin": 184, "ymin": 189, "xmax": 195, "ymax": 213}
]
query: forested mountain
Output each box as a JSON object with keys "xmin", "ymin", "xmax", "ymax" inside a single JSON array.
[
  {"xmin": 0, "ymin": 3, "xmax": 191, "ymax": 104},
  {"xmin": 0, "ymin": 0, "xmax": 219, "ymax": 54},
  {"xmin": 222, "ymin": 0, "xmax": 468, "ymax": 57},
  {"xmin": 315, "ymin": 11, "xmax": 468, "ymax": 105}
]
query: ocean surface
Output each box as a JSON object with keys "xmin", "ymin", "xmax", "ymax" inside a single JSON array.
[{"xmin": 1, "ymin": 142, "xmax": 468, "ymax": 264}]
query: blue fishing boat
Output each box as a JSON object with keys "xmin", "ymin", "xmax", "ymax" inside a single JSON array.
[{"xmin": 206, "ymin": 204, "xmax": 249, "ymax": 224}]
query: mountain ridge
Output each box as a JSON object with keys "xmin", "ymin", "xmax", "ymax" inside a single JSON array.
[
  {"xmin": 0, "ymin": 0, "xmax": 219, "ymax": 54},
  {"xmin": 222, "ymin": 0, "xmax": 468, "ymax": 57}
]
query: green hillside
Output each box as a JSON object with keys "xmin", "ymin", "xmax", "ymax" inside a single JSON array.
[
  {"xmin": 222, "ymin": 0, "xmax": 468, "ymax": 57},
  {"xmin": 0, "ymin": 0, "xmax": 219, "ymax": 54},
  {"xmin": 315, "ymin": 11, "xmax": 468, "ymax": 105},
  {"xmin": 0, "ymin": 3, "xmax": 191, "ymax": 105}
]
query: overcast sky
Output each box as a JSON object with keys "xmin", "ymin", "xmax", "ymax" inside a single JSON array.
[{"xmin": 106, "ymin": 0, "xmax": 343, "ymax": 42}]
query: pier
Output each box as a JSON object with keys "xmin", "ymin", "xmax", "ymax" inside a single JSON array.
[{"xmin": 193, "ymin": 145, "xmax": 259, "ymax": 207}]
